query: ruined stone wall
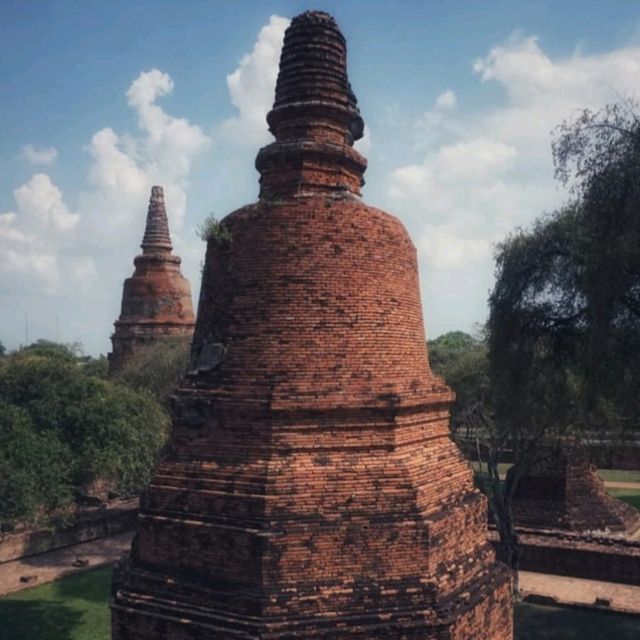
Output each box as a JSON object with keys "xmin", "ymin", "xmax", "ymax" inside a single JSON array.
[
  {"xmin": 512, "ymin": 530, "xmax": 640, "ymax": 586},
  {"xmin": 511, "ymin": 454, "xmax": 640, "ymax": 535}
]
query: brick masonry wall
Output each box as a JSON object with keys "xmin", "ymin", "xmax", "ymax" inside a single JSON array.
[
  {"xmin": 112, "ymin": 193, "xmax": 513, "ymax": 639},
  {"xmin": 111, "ymin": 11, "xmax": 513, "ymax": 639},
  {"xmin": 511, "ymin": 455, "xmax": 640, "ymax": 535},
  {"xmin": 512, "ymin": 530, "xmax": 640, "ymax": 586},
  {"xmin": 0, "ymin": 499, "xmax": 137, "ymax": 564}
]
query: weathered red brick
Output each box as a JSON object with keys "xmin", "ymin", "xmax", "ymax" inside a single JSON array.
[
  {"xmin": 512, "ymin": 450, "xmax": 640, "ymax": 535},
  {"xmin": 108, "ymin": 186, "xmax": 195, "ymax": 374},
  {"xmin": 111, "ymin": 11, "xmax": 513, "ymax": 639}
]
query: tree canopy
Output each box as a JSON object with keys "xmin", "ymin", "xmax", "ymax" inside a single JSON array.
[
  {"xmin": 468, "ymin": 102, "xmax": 640, "ymax": 569},
  {"xmin": 490, "ymin": 103, "xmax": 640, "ymax": 443},
  {"xmin": 114, "ymin": 337, "xmax": 190, "ymax": 407},
  {"xmin": 428, "ymin": 331, "xmax": 489, "ymax": 437},
  {"xmin": 0, "ymin": 343, "xmax": 169, "ymax": 530}
]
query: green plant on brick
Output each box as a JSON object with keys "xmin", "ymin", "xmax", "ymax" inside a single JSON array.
[{"xmin": 197, "ymin": 215, "xmax": 232, "ymax": 246}]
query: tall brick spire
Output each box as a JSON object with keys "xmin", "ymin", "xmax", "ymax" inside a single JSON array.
[
  {"xmin": 107, "ymin": 186, "xmax": 195, "ymax": 374},
  {"xmin": 256, "ymin": 10, "xmax": 366, "ymax": 197},
  {"xmin": 141, "ymin": 185, "xmax": 172, "ymax": 254},
  {"xmin": 112, "ymin": 12, "xmax": 513, "ymax": 640}
]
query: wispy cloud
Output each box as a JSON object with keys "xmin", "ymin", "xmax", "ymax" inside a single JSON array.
[
  {"xmin": 386, "ymin": 33, "xmax": 640, "ymax": 334},
  {"xmin": 21, "ymin": 144, "xmax": 58, "ymax": 166}
]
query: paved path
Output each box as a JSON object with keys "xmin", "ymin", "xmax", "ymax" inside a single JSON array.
[
  {"xmin": 520, "ymin": 570, "xmax": 640, "ymax": 615},
  {"xmin": 0, "ymin": 531, "xmax": 133, "ymax": 597},
  {"xmin": 605, "ymin": 481, "xmax": 640, "ymax": 490}
]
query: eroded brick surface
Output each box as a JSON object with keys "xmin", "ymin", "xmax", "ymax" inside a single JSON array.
[
  {"xmin": 512, "ymin": 451, "xmax": 640, "ymax": 536},
  {"xmin": 108, "ymin": 186, "xmax": 195, "ymax": 374},
  {"xmin": 111, "ymin": 11, "xmax": 513, "ymax": 639}
]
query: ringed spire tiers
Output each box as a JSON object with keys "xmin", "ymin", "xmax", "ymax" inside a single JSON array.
[
  {"xmin": 141, "ymin": 185, "xmax": 173, "ymax": 254},
  {"xmin": 112, "ymin": 12, "xmax": 513, "ymax": 640},
  {"xmin": 107, "ymin": 186, "xmax": 195, "ymax": 374},
  {"xmin": 256, "ymin": 10, "xmax": 367, "ymax": 198}
]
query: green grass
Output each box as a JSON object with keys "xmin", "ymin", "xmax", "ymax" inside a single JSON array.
[
  {"xmin": 471, "ymin": 462, "xmax": 640, "ymax": 487},
  {"xmin": 3, "ymin": 567, "xmax": 640, "ymax": 639},
  {"xmin": 608, "ymin": 488, "xmax": 640, "ymax": 510},
  {"xmin": 598, "ymin": 469, "xmax": 640, "ymax": 484},
  {"xmin": 0, "ymin": 566, "xmax": 112, "ymax": 640}
]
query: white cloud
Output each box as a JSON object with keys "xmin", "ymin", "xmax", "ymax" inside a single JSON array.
[
  {"xmin": 21, "ymin": 144, "xmax": 58, "ymax": 165},
  {"xmin": 435, "ymin": 89, "xmax": 457, "ymax": 110},
  {"xmin": 220, "ymin": 15, "xmax": 290, "ymax": 146},
  {"xmin": 0, "ymin": 69, "xmax": 210, "ymax": 345},
  {"xmin": 0, "ymin": 174, "xmax": 78, "ymax": 294},
  {"xmin": 14, "ymin": 174, "xmax": 79, "ymax": 232},
  {"xmin": 354, "ymin": 125, "xmax": 373, "ymax": 155},
  {"xmin": 418, "ymin": 225, "xmax": 491, "ymax": 270},
  {"xmin": 389, "ymin": 138, "xmax": 517, "ymax": 230},
  {"xmin": 386, "ymin": 34, "xmax": 640, "ymax": 334}
]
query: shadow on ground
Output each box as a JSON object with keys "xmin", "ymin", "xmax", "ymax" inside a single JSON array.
[
  {"xmin": 53, "ymin": 565, "xmax": 111, "ymax": 604},
  {"xmin": 0, "ymin": 599, "xmax": 84, "ymax": 640},
  {"xmin": 0, "ymin": 566, "xmax": 113, "ymax": 640},
  {"xmin": 515, "ymin": 602, "xmax": 640, "ymax": 639}
]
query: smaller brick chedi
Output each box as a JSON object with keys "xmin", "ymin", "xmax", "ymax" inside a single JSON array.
[
  {"xmin": 108, "ymin": 186, "xmax": 195, "ymax": 373},
  {"xmin": 112, "ymin": 11, "xmax": 513, "ymax": 639},
  {"xmin": 511, "ymin": 450, "xmax": 640, "ymax": 536}
]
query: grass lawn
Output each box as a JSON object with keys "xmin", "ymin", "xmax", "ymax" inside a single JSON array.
[
  {"xmin": 598, "ymin": 469, "xmax": 640, "ymax": 484},
  {"xmin": 471, "ymin": 462, "xmax": 640, "ymax": 486},
  {"xmin": 3, "ymin": 567, "xmax": 640, "ymax": 639},
  {"xmin": 0, "ymin": 566, "xmax": 112, "ymax": 640},
  {"xmin": 608, "ymin": 488, "xmax": 640, "ymax": 510}
]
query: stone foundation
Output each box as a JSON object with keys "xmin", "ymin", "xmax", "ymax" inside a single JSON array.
[
  {"xmin": 0, "ymin": 499, "xmax": 137, "ymax": 564},
  {"xmin": 513, "ymin": 529, "xmax": 640, "ymax": 586}
]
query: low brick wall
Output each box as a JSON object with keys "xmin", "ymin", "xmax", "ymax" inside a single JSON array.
[
  {"xmin": 0, "ymin": 498, "xmax": 138, "ymax": 564},
  {"xmin": 491, "ymin": 528, "xmax": 640, "ymax": 586}
]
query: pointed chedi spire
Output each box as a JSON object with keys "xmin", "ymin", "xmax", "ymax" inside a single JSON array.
[
  {"xmin": 256, "ymin": 10, "xmax": 366, "ymax": 197},
  {"xmin": 107, "ymin": 185, "xmax": 195, "ymax": 374},
  {"xmin": 141, "ymin": 186, "xmax": 173, "ymax": 254}
]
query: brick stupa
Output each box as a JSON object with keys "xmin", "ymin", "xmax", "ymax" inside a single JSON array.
[
  {"xmin": 512, "ymin": 451, "xmax": 640, "ymax": 536},
  {"xmin": 108, "ymin": 186, "xmax": 195, "ymax": 374},
  {"xmin": 111, "ymin": 11, "xmax": 513, "ymax": 639}
]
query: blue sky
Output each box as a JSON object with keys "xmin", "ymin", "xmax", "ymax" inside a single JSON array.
[{"xmin": 2, "ymin": 1, "xmax": 640, "ymax": 354}]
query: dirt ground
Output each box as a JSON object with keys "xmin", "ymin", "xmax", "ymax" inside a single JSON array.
[
  {"xmin": 0, "ymin": 531, "xmax": 133, "ymax": 597},
  {"xmin": 520, "ymin": 570, "xmax": 640, "ymax": 615}
]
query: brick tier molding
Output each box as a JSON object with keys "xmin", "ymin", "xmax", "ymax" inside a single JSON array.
[
  {"xmin": 108, "ymin": 186, "xmax": 195, "ymax": 374},
  {"xmin": 111, "ymin": 11, "xmax": 513, "ymax": 639}
]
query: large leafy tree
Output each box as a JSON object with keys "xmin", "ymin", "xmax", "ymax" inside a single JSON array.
[
  {"xmin": 428, "ymin": 331, "xmax": 490, "ymax": 439},
  {"xmin": 483, "ymin": 103, "xmax": 640, "ymax": 568},
  {"xmin": 114, "ymin": 337, "xmax": 190, "ymax": 407},
  {"xmin": 0, "ymin": 343, "xmax": 170, "ymax": 529}
]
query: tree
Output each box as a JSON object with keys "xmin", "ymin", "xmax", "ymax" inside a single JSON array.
[
  {"xmin": 0, "ymin": 344, "xmax": 170, "ymax": 527},
  {"xmin": 485, "ymin": 207, "xmax": 585, "ymax": 570},
  {"xmin": 21, "ymin": 339, "xmax": 79, "ymax": 362},
  {"xmin": 0, "ymin": 403, "xmax": 73, "ymax": 530},
  {"xmin": 428, "ymin": 331, "xmax": 490, "ymax": 438},
  {"xmin": 553, "ymin": 102, "xmax": 640, "ymax": 434},
  {"xmin": 115, "ymin": 337, "xmax": 191, "ymax": 407},
  {"xmin": 482, "ymin": 102, "xmax": 640, "ymax": 570}
]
